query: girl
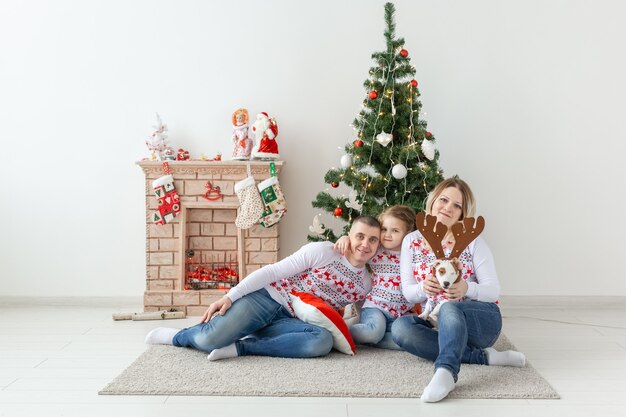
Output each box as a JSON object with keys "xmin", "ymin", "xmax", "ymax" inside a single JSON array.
[
  {"xmin": 391, "ymin": 177, "xmax": 526, "ymax": 403},
  {"xmin": 335, "ymin": 205, "xmax": 416, "ymax": 350}
]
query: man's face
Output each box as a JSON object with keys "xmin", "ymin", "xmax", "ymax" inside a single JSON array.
[{"xmin": 346, "ymin": 221, "xmax": 380, "ymax": 267}]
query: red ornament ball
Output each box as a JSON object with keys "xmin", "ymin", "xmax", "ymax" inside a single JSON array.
[
  {"xmin": 400, "ymin": 49, "xmax": 408, "ymax": 57},
  {"xmin": 410, "ymin": 79, "xmax": 418, "ymax": 87},
  {"xmin": 334, "ymin": 207, "xmax": 343, "ymax": 217},
  {"xmin": 331, "ymin": 182, "xmax": 339, "ymax": 188},
  {"xmin": 353, "ymin": 139, "xmax": 364, "ymax": 148},
  {"xmin": 369, "ymin": 90, "xmax": 378, "ymax": 100},
  {"xmin": 426, "ymin": 131, "xmax": 432, "ymax": 138}
]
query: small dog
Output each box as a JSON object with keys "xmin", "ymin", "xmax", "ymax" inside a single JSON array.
[{"xmin": 418, "ymin": 258, "xmax": 461, "ymax": 329}]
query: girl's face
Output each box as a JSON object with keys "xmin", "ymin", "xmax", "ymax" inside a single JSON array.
[
  {"xmin": 380, "ymin": 216, "xmax": 408, "ymax": 251},
  {"xmin": 432, "ymin": 186, "xmax": 464, "ymax": 227}
]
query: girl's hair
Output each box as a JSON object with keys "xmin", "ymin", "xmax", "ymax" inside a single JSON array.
[
  {"xmin": 425, "ymin": 177, "xmax": 476, "ymax": 219},
  {"xmin": 378, "ymin": 205, "xmax": 416, "ymax": 233}
]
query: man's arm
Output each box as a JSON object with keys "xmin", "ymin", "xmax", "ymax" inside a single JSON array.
[{"xmin": 226, "ymin": 242, "xmax": 335, "ymax": 303}]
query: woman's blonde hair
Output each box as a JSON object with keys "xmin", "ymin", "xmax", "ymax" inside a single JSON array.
[
  {"xmin": 425, "ymin": 177, "xmax": 476, "ymax": 220},
  {"xmin": 378, "ymin": 205, "xmax": 416, "ymax": 233}
]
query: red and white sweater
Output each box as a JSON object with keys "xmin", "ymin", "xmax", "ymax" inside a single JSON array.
[
  {"xmin": 227, "ymin": 242, "xmax": 372, "ymax": 316},
  {"xmin": 400, "ymin": 231, "xmax": 500, "ymax": 307},
  {"xmin": 362, "ymin": 249, "xmax": 413, "ymax": 318}
]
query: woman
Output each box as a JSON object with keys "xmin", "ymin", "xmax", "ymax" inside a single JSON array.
[{"xmin": 391, "ymin": 177, "xmax": 526, "ymax": 402}]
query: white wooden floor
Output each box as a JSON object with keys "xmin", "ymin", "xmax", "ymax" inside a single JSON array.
[{"xmin": 1, "ymin": 300, "xmax": 626, "ymax": 417}]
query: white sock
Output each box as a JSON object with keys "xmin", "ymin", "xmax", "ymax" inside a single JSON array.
[
  {"xmin": 421, "ymin": 368, "xmax": 455, "ymax": 403},
  {"xmin": 207, "ymin": 343, "xmax": 238, "ymax": 361},
  {"xmin": 144, "ymin": 327, "xmax": 179, "ymax": 345},
  {"xmin": 484, "ymin": 347, "xmax": 526, "ymax": 367}
]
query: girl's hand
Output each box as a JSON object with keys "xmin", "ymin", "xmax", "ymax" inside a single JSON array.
[
  {"xmin": 445, "ymin": 279, "xmax": 468, "ymax": 301},
  {"xmin": 422, "ymin": 274, "xmax": 442, "ymax": 297},
  {"xmin": 333, "ymin": 235, "xmax": 351, "ymax": 256}
]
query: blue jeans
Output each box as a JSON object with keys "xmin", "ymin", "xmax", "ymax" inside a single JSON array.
[
  {"xmin": 349, "ymin": 307, "xmax": 402, "ymax": 350},
  {"xmin": 391, "ymin": 301, "xmax": 502, "ymax": 381},
  {"xmin": 173, "ymin": 289, "xmax": 333, "ymax": 358}
]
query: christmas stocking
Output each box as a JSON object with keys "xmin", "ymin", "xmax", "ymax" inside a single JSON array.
[
  {"xmin": 258, "ymin": 176, "xmax": 287, "ymax": 228},
  {"xmin": 152, "ymin": 174, "xmax": 181, "ymax": 225},
  {"xmin": 234, "ymin": 176, "xmax": 265, "ymax": 229}
]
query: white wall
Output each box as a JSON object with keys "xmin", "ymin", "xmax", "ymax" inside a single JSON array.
[{"xmin": 1, "ymin": 0, "xmax": 624, "ymax": 297}]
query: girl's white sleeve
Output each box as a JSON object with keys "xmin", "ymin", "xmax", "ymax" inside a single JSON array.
[
  {"xmin": 464, "ymin": 237, "xmax": 500, "ymax": 302},
  {"xmin": 400, "ymin": 232, "xmax": 427, "ymax": 304},
  {"xmin": 226, "ymin": 242, "xmax": 334, "ymax": 303}
]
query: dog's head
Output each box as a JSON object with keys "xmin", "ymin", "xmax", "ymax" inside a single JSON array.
[{"xmin": 431, "ymin": 258, "xmax": 460, "ymax": 290}]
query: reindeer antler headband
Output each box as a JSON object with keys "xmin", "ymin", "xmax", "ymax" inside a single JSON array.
[{"xmin": 415, "ymin": 212, "xmax": 485, "ymax": 260}]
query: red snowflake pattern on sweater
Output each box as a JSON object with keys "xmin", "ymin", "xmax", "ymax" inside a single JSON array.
[
  {"xmin": 363, "ymin": 249, "xmax": 413, "ymax": 318},
  {"xmin": 269, "ymin": 260, "xmax": 370, "ymax": 315}
]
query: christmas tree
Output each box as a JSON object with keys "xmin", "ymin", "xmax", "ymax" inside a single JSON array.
[{"xmin": 308, "ymin": 2, "xmax": 444, "ymax": 242}]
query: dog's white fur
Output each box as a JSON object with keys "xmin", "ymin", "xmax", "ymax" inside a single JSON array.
[{"xmin": 418, "ymin": 258, "xmax": 461, "ymax": 329}]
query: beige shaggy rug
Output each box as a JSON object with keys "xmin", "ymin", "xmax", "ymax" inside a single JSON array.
[{"xmin": 99, "ymin": 334, "xmax": 559, "ymax": 398}]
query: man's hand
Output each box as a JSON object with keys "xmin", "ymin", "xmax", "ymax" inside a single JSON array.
[
  {"xmin": 200, "ymin": 296, "xmax": 233, "ymax": 323},
  {"xmin": 422, "ymin": 274, "xmax": 442, "ymax": 297}
]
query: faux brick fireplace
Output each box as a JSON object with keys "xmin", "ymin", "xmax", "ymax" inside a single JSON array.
[{"xmin": 137, "ymin": 160, "xmax": 283, "ymax": 315}]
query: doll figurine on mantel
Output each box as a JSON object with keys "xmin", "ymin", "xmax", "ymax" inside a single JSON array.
[
  {"xmin": 251, "ymin": 112, "xmax": 280, "ymax": 160},
  {"xmin": 231, "ymin": 108, "xmax": 253, "ymax": 160}
]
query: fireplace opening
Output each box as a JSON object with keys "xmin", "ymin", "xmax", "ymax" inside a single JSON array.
[{"xmin": 178, "ymin": 202, "xmax": 245, "ymax": 293}]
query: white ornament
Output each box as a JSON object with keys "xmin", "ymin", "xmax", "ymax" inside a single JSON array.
[
  {"xmin": 340, "ymin": 154, "xmax": 353, "ymax": 168},
  {"xmin": 421, "ymin": 139, "xmax": 436, "ymax": 161},
  {"xmin": 308, "ymin": 214, "xmax": 326, "ymax": 236},
  {"xmin": 392, "ymin": 164, "xmax": 408, "ymax": 179},
  {"xmin": 375, "ymin": 132, "xmax": 393, "ymax": 147},
  {"xmin": 345, "ymin": 190, "xmax": 363, "ymax": 211}
]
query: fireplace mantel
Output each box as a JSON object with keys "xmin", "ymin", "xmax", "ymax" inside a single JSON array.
[{"xmin": 137, "ymin": 160, "xmax": 284, "ymax": 315}]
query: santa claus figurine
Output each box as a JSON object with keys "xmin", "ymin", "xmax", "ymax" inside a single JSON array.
[
  {"xmin": 231, "ymin": 108, "xmax": 253, "ymax": 160},
  {"xmin": 251, "ymin": 112, "xmax": 280, "ymax": 160}
]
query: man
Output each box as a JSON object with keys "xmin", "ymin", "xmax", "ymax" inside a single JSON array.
[{"xmin": 145, "ymin": 216, "xmax": 381, "ymax": 360}]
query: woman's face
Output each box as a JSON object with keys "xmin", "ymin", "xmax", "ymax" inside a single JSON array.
[{"xmin": 431, "ymin": 186, "xmax": 463, "ymax": 227}]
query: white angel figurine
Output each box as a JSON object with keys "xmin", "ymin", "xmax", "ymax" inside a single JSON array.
[{"xmin": 145, "ymin": 113, "xmax": 169, "ymax": 160}]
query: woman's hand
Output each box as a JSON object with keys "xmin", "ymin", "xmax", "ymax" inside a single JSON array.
[
  {"xmin": 200, "ymin": 296, "xmax": 233, "ymax": 323},
  {"xmin": 445, "ymin": 279, "xmax": 468, "ymax": 301},
  {"xmin": 422, "ymin": 274, "xmax": 442, "ymax": 297},
  {"xmin": 333, "ymin": 235, "xmax": 351, "ymax": 256}
]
